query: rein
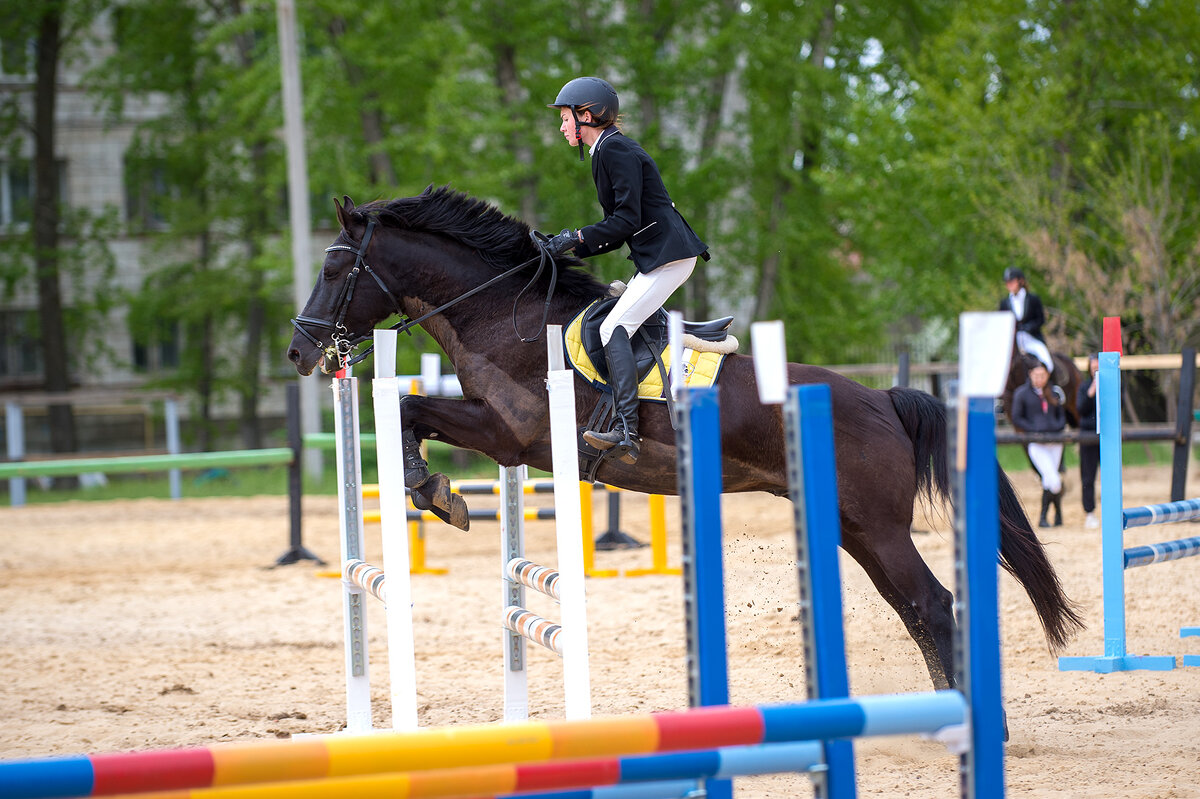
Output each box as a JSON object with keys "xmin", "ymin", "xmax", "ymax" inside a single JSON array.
[{"xmin": 292, "ymin": 220, "xmax": 561, "ymax": 369}]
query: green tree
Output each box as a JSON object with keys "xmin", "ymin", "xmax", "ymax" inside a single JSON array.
[
  {"xmin": 0, "ymin": 0, "xmax": 116, "ymax": 458},
  {"xmin": 91, "ymin": 1, "xmax": 293, "ymax": 448}
]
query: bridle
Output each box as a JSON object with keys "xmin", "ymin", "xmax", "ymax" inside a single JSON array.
[
  {"xmin": 290, "ymin": 217, "xmax": 399, "ymax": 367},
  {"xmin": 291, "ymin": 218, "xmax": 561, "ymax": 369}
]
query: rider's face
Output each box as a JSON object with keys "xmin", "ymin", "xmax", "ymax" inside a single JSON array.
[{"xmin": 559, "ymin": 108, "xmax": 595, "ymax": 146}]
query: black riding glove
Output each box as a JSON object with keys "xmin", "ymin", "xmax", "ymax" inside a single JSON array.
[{"xmin": 546, "ymin": 229, "xmax": 579, "ymax": 255}]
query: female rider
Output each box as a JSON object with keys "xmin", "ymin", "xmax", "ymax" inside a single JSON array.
[{"xmin": 543, "ymin": 77, "xmax": 709, "ymax": 466}]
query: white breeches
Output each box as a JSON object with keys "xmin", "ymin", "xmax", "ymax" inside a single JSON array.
[
  {"xmin": 599, "ymin": 257, "xmax": 697, "ymax": 346},
  {"xmin": 1016, "ymin": 331, "xmax": 1054, "ymax": 374},
  {"xmin": 1028, "ymin": 442, "xmax": 1063, "ymax": 493}
]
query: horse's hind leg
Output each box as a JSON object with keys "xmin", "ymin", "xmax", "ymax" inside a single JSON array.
[{"xmin": 840, "ymin": 528, "xmax": 957, "ymax": 690}]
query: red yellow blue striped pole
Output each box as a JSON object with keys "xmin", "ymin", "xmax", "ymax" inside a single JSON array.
[{"xmin": 0, "ymin": 693, "xmax": 966, "ymax": 799}]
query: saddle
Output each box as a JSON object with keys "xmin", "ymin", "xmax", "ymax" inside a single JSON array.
[
  {"xmin": 567, "ymin": 295, "xmax": 739, "ymax": 481},
  {"xmin": 574, "ymin": 296, "xmax": 737, "ymax": 385}
]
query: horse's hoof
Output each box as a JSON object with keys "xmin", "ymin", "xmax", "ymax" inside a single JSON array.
[
  {"xmin": 417, "ymin": 472, "xmax": 471, "ymax": 531},
  {"xmin": 424, "ymin": 500, "xmax": 471, "ymax": 531},
  {"xmin": 411, "ymin": 473, "xmax": 471, "ymax": 531},
  {"xmin": 443, "ymin": 493, "xmax": 470, "ymax": 531}
]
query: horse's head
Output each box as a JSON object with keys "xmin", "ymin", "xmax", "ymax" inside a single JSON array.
[{"xmin": 288, "ymin": 196, "xmax": 400, "ymax": 375}]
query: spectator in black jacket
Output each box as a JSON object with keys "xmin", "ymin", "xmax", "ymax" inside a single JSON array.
[
  {"xmin": 1076, "ymin": 354, "xmax": 1101, "ymax": 529},
  {"xmin": 543, "ymin": 77, "xmax": 709, "ymax": 467},
  {"xmin": 1012, "ymin": 362, "xmax": 1067, "ymax": 527}
]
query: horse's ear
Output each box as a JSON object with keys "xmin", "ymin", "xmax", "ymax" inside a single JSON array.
[{"xmin": 334, "ymin": 196, "xmax": 356, "ymax": 230}]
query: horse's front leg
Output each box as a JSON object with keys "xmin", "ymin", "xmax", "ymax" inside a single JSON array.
[{"xmin": 398, "ymin": 395, "xmax": 533, "ymax": 532}]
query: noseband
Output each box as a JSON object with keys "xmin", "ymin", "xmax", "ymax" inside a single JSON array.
[{"xmin": 292, "ymin": 218, "xmax": 562, "ymax": 369}]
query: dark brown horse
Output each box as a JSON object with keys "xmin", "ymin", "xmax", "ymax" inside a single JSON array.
[{"xmin": 288, "ymin": 186, "xmax": 1083, "ymax": 693}]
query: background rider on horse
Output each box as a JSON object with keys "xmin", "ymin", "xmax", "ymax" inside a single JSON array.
[{"xmin": 999, "ymin": 266, "xmax": 1055, "ymax": 375}]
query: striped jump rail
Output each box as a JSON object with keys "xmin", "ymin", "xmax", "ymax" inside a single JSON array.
[
  {"xmin": 363, "ymin": 507, "xmax": 556, "ymax": 524},
  {"xmin": 363, "ymin": 480, "xmax": 558, "ymax": 498},
  {"xmin": 0, "ymin": 692, "xmax": 966, "ymax": 799},
  {"xmin": 1121, "ymin": 501, "xmax": 1200, "ymax": 569},
  {"xmin": 1122, "ymin": 498, "xmax": 1200, "ymax": 530},
  {"xmin": 503, "ymin": 607, "xmax": 563, "ymax": 655},
  {"xmin": 506, "ymin": 558, "xmax": 561, "ymax": 601},
  {"xmin": 343, "ymin": 559, "xmax": 387, "ymax": 604}
]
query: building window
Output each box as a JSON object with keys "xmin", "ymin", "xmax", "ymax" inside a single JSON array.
[
  {"xmin": 0, "ymin": 35, "xmax": 34, "ymax": 77},
  {"xmin": 0, "ymin": 160, "xmax": 32, "ymax": 228},
  {"xmin": 132, "ymin": 321, "xmax": 181, "ymax": 373},
  {"xmin": 124, "ymin": 156, "xmax": 170, "ymax": 231},
  {"xmin": 0, "ymin": 310, "xmax": 42, "ymax": 379}
]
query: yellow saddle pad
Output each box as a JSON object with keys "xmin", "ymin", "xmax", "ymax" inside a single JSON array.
[{"xmin": 563, "ymin": 303, "xmax": 728, "ymax": 403}]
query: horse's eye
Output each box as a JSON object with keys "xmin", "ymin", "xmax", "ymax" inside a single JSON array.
[{"xmin": 321, "ymin": 261, "xmax": 343, "ymax": 280}]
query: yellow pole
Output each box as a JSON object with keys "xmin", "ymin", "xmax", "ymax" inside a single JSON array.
[
  {"xmin": 625, "ymin": 494, "xmax": 680, "ymax": 576},
  {"xmin": 581, "ymin": 481, "xmax": 618, "ymax": 577}
]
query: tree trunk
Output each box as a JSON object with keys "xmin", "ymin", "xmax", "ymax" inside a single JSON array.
[
  {"xmin": 33, "ymin": 7, "xmax": 77, "ymax": 455},
  {"xmin": 752, "ymin": 3, "xmax": 835, "ymax": 321},
  {"xmin": 192, "ymin": 229, "xmax": 215, "ymax": 451},
  {"xmin": 235, "ymin": 27, "xmax": 266, "ymax": 450},
  {"xmin": 328, "ymin": 17, "xmax": 398, "ymax": 188},
  {"xmin": 494, "ymin": 44, "xmax": 536, "ymax": 222},
  {"xmin": 687, "ymin": 0, "xmax": 741, "ymax": 320}
]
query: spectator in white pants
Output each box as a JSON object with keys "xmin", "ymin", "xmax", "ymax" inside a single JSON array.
[{"xmin": 1012, "ymin": 363, "xmax": 1067, "ymax": 527}]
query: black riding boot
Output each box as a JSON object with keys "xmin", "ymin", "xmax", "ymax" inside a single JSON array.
[
  {"xmin": 1038, "ymin": 489, "xmax": 1051, "ymax": 528},
  {"xmin": 583, "ymin": 327, "xmax": 642, "ymax": 465},
  {"xmin": 1051, "ymin": 489, "xmax": 1063, "ymax": 527}
]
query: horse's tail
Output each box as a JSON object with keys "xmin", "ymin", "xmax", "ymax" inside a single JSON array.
[{"xmin": 887, "ymin": 387, "xmax": 1085, "ymax": 653}]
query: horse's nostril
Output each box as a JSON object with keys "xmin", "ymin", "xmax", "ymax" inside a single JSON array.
[{"xmin": 288, "ymin": 348, "xmax": 300, "ymax": 363}]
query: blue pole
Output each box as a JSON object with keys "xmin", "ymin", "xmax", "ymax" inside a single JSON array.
[
  {"xmin": 677, "ymin": 386, "xmax": 731, "ymax": 799},
  {"xmin": 959, "ymin": 396, "xmax": 1005, "ymax": 799},
  {"xmin": 1098, "ymin": 351, "xmax": 1127, "ymax": 661},
  {"xmin": 789, "ymin": 384, "xmax": 856, "ymax": 799}
]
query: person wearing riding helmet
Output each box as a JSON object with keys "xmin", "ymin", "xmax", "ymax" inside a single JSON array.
[
  {"xmin": 999, "ymin": 266, "xmax": 1055, "ymax": 374},
  {"xmin": 543, "ymin": 76, "xmax": 709, "ymax": 466}
]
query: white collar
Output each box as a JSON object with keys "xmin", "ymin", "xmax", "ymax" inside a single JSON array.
[{"xmin": 589, "ymin": 126, "xmax": 618, "ymax": 156}]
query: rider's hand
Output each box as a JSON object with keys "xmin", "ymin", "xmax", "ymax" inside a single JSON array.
[{"xmin": 546, "ymin": 229, "xmax": 579, "ymax": 255}]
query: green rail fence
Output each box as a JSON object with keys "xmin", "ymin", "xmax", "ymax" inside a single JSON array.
[
  {"xmin": 0, "ymin": 448, "xmax": 293, "ymax": 479},
  {"xmin": 0, "ymin": 385, "xmax": 320, "ymax": 567}
]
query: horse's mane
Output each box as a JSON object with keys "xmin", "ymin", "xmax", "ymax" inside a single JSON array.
[{"xmin": 358, "ymin": 185, "xmax": 609, "ymax": 301}]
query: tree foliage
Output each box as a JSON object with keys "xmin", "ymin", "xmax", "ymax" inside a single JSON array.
[{"xmin": 9, "ymin": 0, "xmax": 1197, "ymax": 438}]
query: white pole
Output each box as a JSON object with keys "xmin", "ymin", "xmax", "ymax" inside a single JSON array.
[
  {"xmin": 372, "ymin": 330, "xmax": 420, "ymax": 730},
  {"xmin": 332, "ymin": 374, "xmax": 372, "ymax": 733},
  {"xmin": 275, "ymin": 0, "xmax": 322, "ymax": 479},
  {"xmin": 668, "ymin": 311, "xmax": 683, "ymax": 399},
  {"xmin": 546, "ymin": 325, "xmax": 591, "ymax": 720},
  {"xmin": 750, "ymin": 320, "xmax": 789, "ymax": 405},
  {"xmin": 164, "ymin": 398, "xmax": 181, "ymax": 500},
  {"xmin": 501, "ymin": 463, "xmax": 529, "ymax": 722},
  {"xmin": 5, "ymin": 402, "xmax": 25, "ymax": 506},
  {"xmin": 420, "ymin": 353, "xmax": 442, "ymax": 397}
]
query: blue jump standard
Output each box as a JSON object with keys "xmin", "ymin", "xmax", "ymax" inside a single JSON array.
[
  {"xmin": 1184, "ymin": 628, "xmax": 1200, "ymax": 668},
  {"xmin": 1059, "ymin": 351, "xmax": 1200, "ymax": 673}
]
